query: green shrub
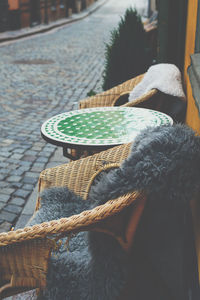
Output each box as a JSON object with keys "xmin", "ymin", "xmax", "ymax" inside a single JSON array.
[
  {"xmin": 102, "ymin": 8, "xmax": 152, "ymax": 91},
  {"xmin": 87, "ymin": 89, "xmax": 97, "ymax": 97}
]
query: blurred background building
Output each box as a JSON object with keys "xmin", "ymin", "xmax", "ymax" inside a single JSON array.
[{"xmin": 0, "ymin": 0, "xmax": 96, "ymax": 32}]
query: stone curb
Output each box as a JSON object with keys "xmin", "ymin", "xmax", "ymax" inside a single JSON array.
[{"xmin": 0, "ymin": 0, "xmax": 107, "ymax": 44}]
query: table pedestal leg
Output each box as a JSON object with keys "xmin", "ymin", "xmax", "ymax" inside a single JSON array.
[{"xmin": 63, "ymin": 147, "xmax": 83, "ymax": 160}]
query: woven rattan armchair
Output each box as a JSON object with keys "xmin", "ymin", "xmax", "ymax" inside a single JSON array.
[
  {"xmin": 79, "ymin": 74, "xmax": 157, "ymax": 109},
  {"xmin": 0, "ymin": 143, "xmax": 146, "ymax": 299}
]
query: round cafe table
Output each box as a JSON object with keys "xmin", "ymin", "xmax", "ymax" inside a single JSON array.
[{"xmin": 41, "ymin": 107, "xmax": 173, "ymax": 160}]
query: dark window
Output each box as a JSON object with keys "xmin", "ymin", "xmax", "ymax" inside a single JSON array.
[
  {"xmin": 195, "ymin": 0, "xmax": 200, "ymax": 52},
  {"xmin": 51, "ymin": 0, "xmax": 56, "ymax": 11},
  {"xmin": 30, "ymin": 0, "xmax": 40, "ymax": 26},
  {"xmin": 156, "ymin": 0, "xmax": 188, "ymax": 72},
  {"xmin": 60, "ymin": 0, "xmax": 64, "ymax": 9},
  {"xmin": 188, "ymin": 54, "xmax": 200, "ymax": 112}
]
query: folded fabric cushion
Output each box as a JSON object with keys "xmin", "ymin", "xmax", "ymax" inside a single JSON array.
[{"xmin": 29, "ymin": 124, "xmax": 200, "ymax": 300}]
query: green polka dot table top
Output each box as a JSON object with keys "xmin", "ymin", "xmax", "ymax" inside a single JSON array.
[{"xmin": 41, "ymin": 107, "xmax": 173, "ymax": 146}]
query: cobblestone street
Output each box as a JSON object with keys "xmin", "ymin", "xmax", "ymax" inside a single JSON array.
[{"xmin": 0, "ymin": 0, "xmax": 147, "ymax": 232}]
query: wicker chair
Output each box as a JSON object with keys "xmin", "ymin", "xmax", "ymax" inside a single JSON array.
[
  {"xmin": 79, "ymin": 74, "xmax": 157, "ymax": 109},
  {"xmin": 0, "ymin": 143, "xmax": 147, "ymax": 299},
  {"xmin": 1, "ymin": 125, "xmax": 200, "ymax": 299},
  {"xmin": 79, "ymin": 73, "xmax": 186, "ymax": 122}
]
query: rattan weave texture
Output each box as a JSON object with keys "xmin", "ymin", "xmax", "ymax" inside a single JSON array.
[
  {"xmin": 38, "ymin": 142, "xmax": 132, "ymax": 201},
  {"xmin": 79, "ymin": 74, "xmax": 157, "ymax": 109},
  {"xmin": 0, "ymin": 142, "xmax": 140, "ymax": 297}
]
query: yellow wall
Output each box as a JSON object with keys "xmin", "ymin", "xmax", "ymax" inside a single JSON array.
[{"xmin": 184, "ymin": 0, "xmax": 200, "ymax": 134}]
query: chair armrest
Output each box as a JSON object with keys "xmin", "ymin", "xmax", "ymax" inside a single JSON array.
[
  {"xmin": 0, "ymin": 188, "xmax": 145, "ymax": 297},
  {"xmin": 122, "ymin": 88, "xmax": 157, "ymax": 107},
  {"xmin": 0, "ymin": 191, "xmax": 144, "ymax": 247}
]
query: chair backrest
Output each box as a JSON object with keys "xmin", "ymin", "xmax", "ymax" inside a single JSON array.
[
  {"xmin": 37, "ymin": 142, "xmax": 132, "ymax": 205},
  {"xmin": 79, "ymin": 74, "xmax": 148, "ymax": 109}
]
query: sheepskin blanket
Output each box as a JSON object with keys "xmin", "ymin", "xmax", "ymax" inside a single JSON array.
[
  {"xmin": 29, "ymin": 125, "xmax": 200, "ymax": 300},
  {"xmin": 129, "ymin": 63, "xmax": 186, "ymax": 102}
]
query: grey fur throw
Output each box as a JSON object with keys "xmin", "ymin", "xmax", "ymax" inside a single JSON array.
[{"xmin": 29, "ymin": 124, "xmax": 200, "ymax": 300}]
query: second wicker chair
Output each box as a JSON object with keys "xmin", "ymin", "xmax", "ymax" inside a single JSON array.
[{"xmin": 79, "ymin": 74, "xmax": 157, "ymax": 109}]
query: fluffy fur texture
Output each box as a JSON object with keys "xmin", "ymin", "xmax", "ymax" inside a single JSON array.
[
  {"xmin": 29, "ymin": 188, "xmax": 127, "ymax": 300},
  {"xmin": 29, "ymin": 124, "xmax": 200, "ymax": 300},
  {"xmin": 128, "ymin": 63, "xmax": 186, "ymax": 102},
  {"xmin": 88, "ymin": 124, "xmax": 200, "ymax": 207}
]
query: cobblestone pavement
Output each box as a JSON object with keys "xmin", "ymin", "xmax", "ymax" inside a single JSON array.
[{"xmin": 0, "ymin": 0, "xmax": 147, "ymax": 233}]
